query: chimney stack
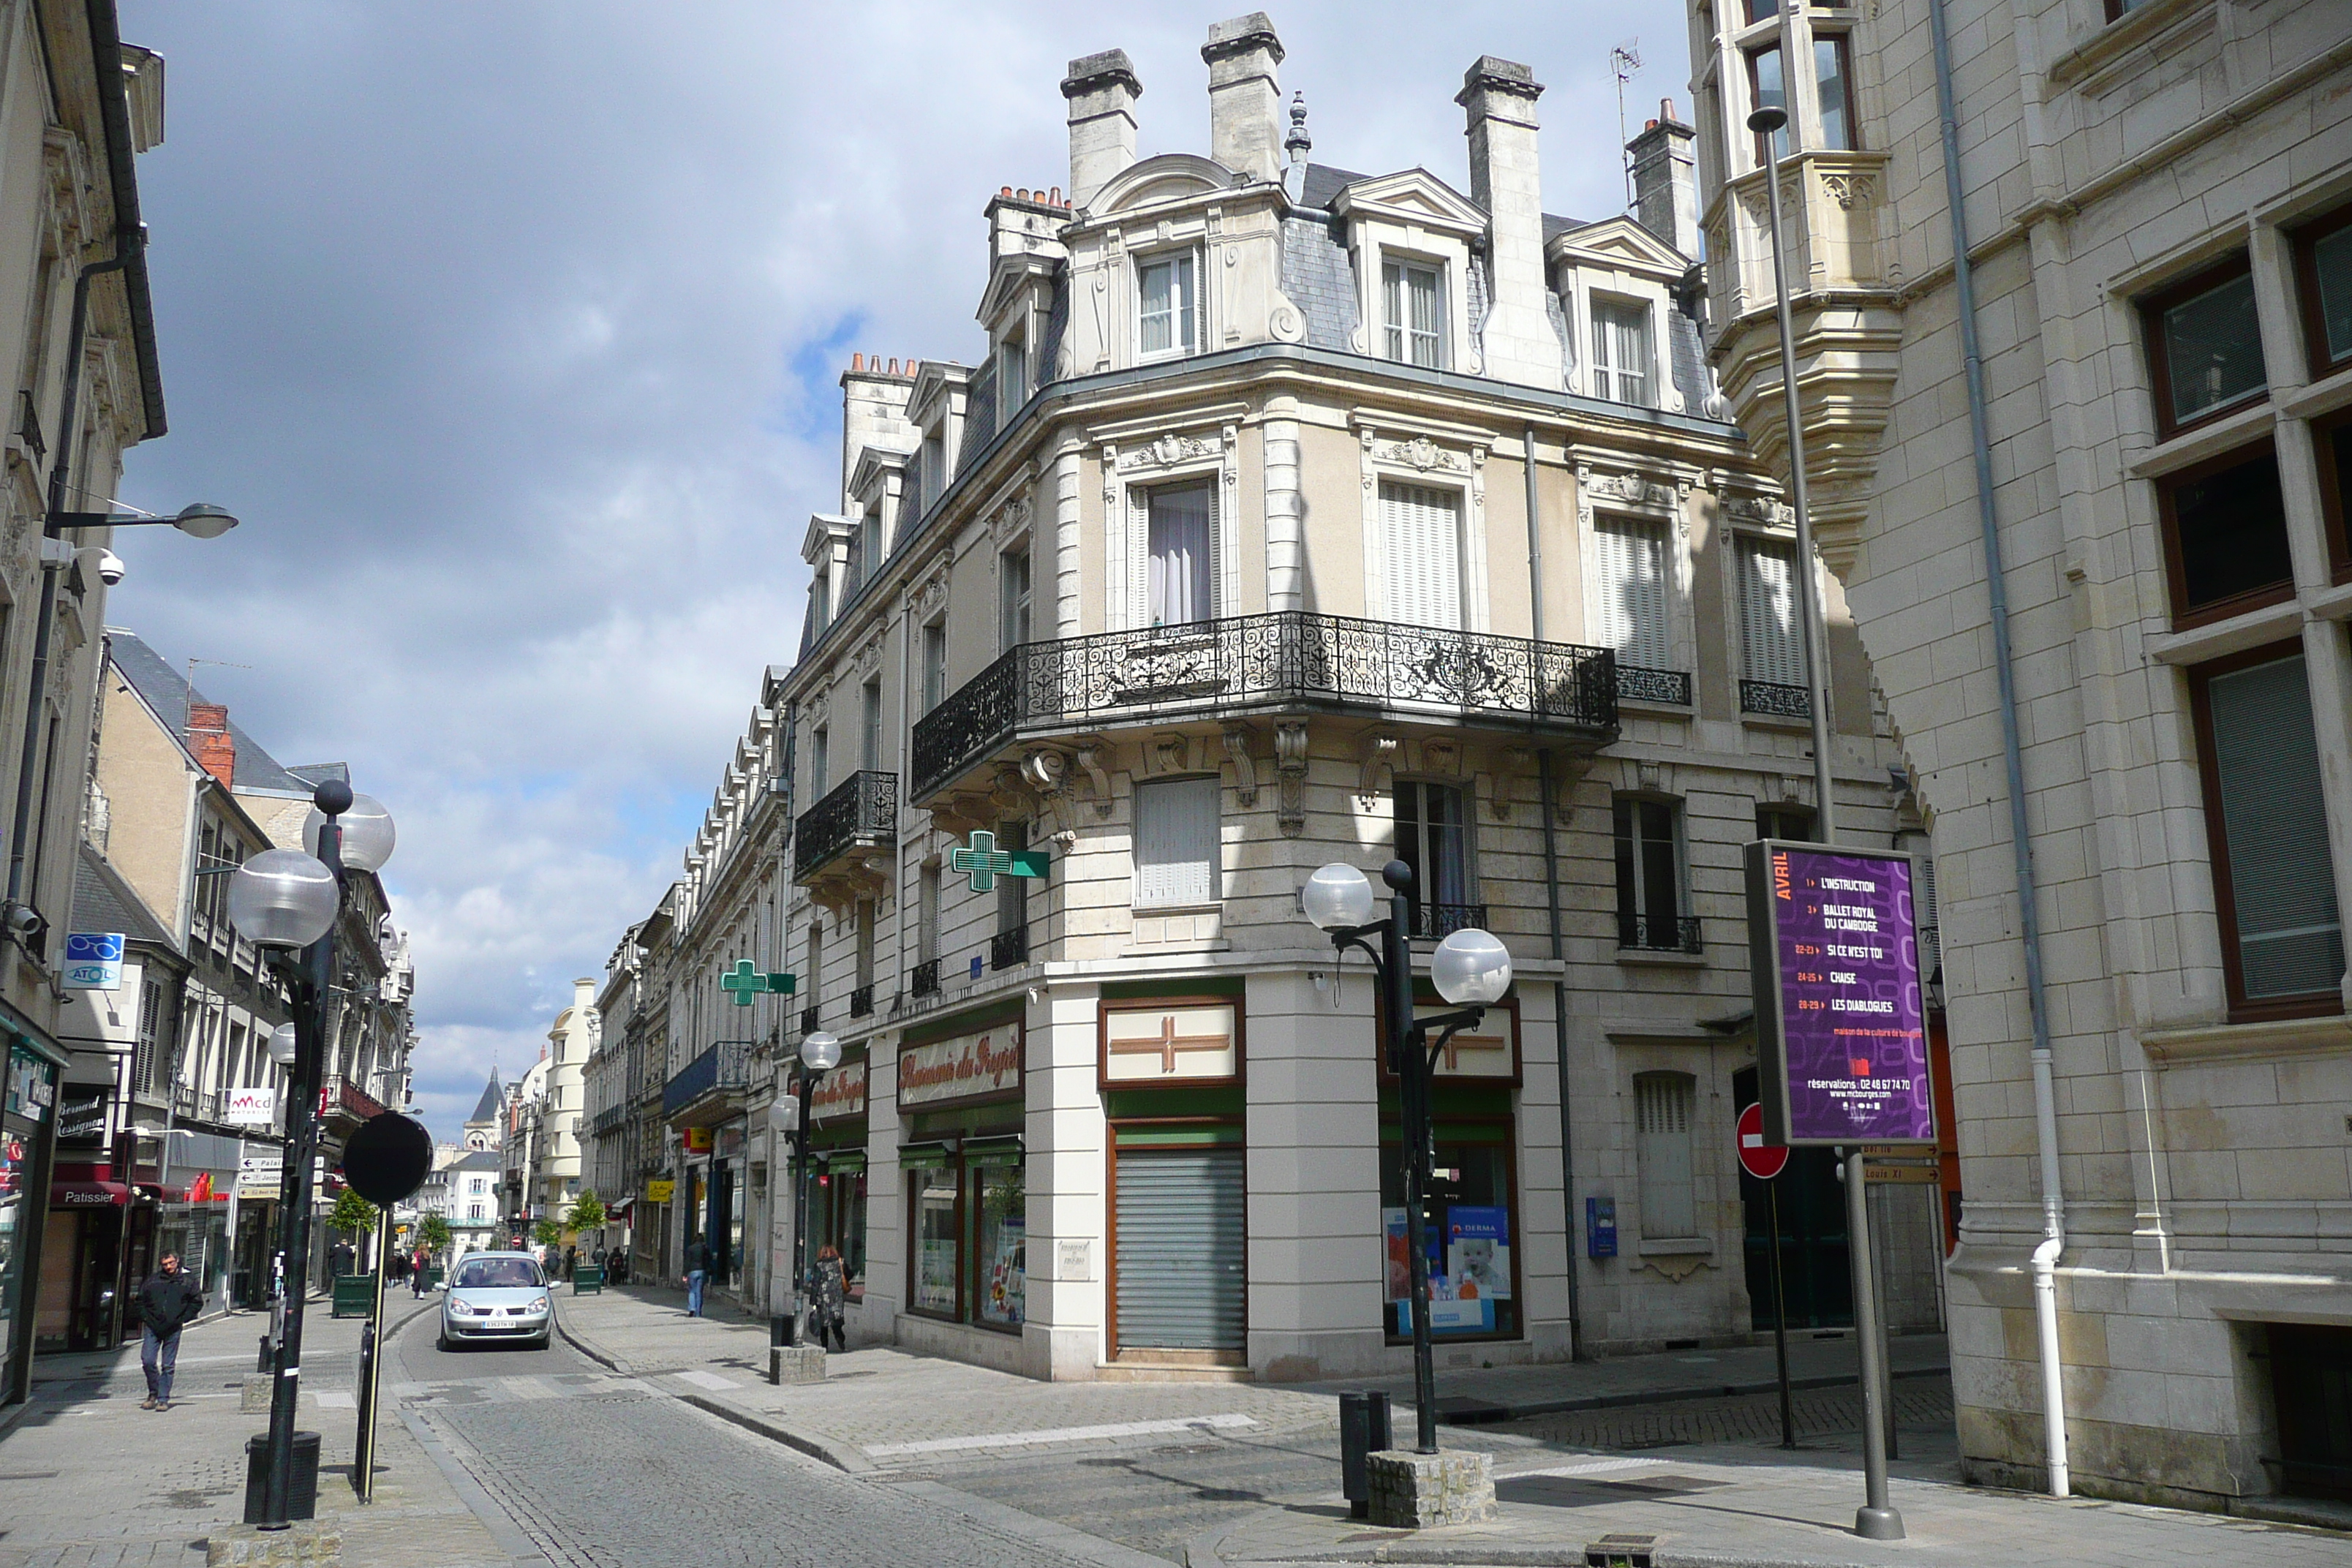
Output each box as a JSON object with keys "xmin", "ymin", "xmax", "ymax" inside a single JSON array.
[
  {"xmin": 1202, "ymin": 13, "xmax": 1284, "ymax": 184},
  {"xmin": 1628, "ymin": 97, "xmax": 1700, "ymax": 257},
  {"xmin": 186, "ymin": 702, "xmax": 234, "ymax": 788},
  {"xmin": 1062, "ymin": 49, "xmax": 1142, "ymax": 211},
  {"xmin": 1458, "ymin": 56, "xmax": 1563, "ymax": 390}
]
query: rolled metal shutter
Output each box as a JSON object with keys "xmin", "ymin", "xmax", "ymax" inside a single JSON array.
[{"xmin": 1115, "ymin": 1146, "xmax": 1245, "ymax": 1352}]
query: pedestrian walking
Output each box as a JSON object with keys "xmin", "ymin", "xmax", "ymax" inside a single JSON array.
[
  {"xmin": 410, "ymin": 1245, "xmax": 430, "ymax": 1297},
  {"xmin": 135, "ymin": 1253, "xmax": 203, "ymax": 1411},
  {"xmin": 564, "ymin": 1243, "xmax": 577, "ymax": 1281},
  {"xmin": 810, "ymin": 1244, "xmax": 848, "ymax": 1353},
  {"xmin": 592, "ymin": 1242, "xmax": 606, "ymax": 1275},
  {"xmin": 684, "ymin": 1236, "xmax": 706, "ymax": 1317}
]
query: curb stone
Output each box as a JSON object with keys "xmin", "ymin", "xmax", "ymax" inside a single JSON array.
[
  {"xmin": 553, "ymin": 1309, "xmax": 635, "ymax": 1375},
  {"xmin": 675, "ymin": 1389, "xmax": 875, "ymax": 1474}
]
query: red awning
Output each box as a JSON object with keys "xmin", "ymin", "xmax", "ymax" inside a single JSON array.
[{"xmin": 51, "ymin": 1180, "xmax": 129, "ymax": 1208}]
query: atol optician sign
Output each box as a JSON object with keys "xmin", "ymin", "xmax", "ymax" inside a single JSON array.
[
  {"xmin": 62, "ymin": 932, "xmax": 124, "ymax": 990},
  {"xmin": 1744, "ymin": 841, "xmax": 1936, "ymax": 1146}
]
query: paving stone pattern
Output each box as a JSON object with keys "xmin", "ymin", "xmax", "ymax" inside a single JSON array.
[{"xmin": 1501, "ymin": 1375, "xmax": 1956, "ymax": 1455}]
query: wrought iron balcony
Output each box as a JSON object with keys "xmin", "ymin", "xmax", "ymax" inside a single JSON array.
[
  {"xmin": 1408, "ymin": 900, "xmax": 1489, "ymax": 941},
  {"xmin": 1739, "ymin": 679, "xmax": 1811, "ymax": 718},
  {"xmin": 911, "ymin": 611, "xmax": 1617, "ymax": 801},
  {"xmin": 849, "ymin": 984, "xmax": 875, "ymax": 1018},
  {"xmin": 800, "ymin": 1006, "xmax": 820, "ymax": 1036},
  {"xmin": 794, "ymin": 770, "xmax": 898, "ymax": 882},
  {"xmin": 663, "ymin": 1040, "xmax": 750, "ymax": 1118},
  {"xmin": 911, "ymin": 958, "xmax": 941, "ymax": 998},
  {"xmin": 990, "ymin": 925, "xmax": 1028, "ymax": 970},
  {"xmin": 1618, "ymin": 913, "xmax": 1703, "ymax": 954},
  {"xmin": 1616, "ymin": 665, "xmax": 1693, "ymax": 706}
]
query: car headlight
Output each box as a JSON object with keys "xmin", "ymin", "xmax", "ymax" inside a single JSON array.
[
  {"xmin": 523, "ymin": 1295, "xmax": 549, "ymax": 1314},
  {"xmin": 449, "ymin": 1299, "xmax": 478, "ymax": 1316}
]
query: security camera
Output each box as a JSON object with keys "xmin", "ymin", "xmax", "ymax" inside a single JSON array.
[
  {"xmin": 95, "ymin": 549, "xmax": 125, "ymax": 587},
  {"xmin": 2, "ymin": 901, "xmax": 44, "ymax": 941}
]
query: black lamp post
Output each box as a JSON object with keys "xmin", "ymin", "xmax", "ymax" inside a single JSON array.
[
  {"xmin": 1304, "ymin": 861, "xmax": 1513, "ymax": 1455},
  {"xmin": 791, "ymin": 1030, "xmax": 841, "ymax": 1340}
]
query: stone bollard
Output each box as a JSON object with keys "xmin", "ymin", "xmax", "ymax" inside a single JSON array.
[
  {"xmin": 206, "ymin": 1523, "xmax": 342, "ymax": 1567},
  {"xmin": 1364, "ymin": 1448, "xmax": 1496, "ymax": 1529},
  {"xmin": 769, "ymin": 1343, "xmax": 826, "ymax": 1384}
]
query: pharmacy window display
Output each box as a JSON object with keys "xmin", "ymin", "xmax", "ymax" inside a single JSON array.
[
  {"xmin": 898, "ymin": 1013, "xmax": 1025, "ymax": 1333},
  {"xmin": 1379, "ymin": 1134, "xmax": 1520, "ymax": 1341}
]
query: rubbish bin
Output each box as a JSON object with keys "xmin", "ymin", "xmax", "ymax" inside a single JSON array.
[
  {"xmin": 1339, "ymin": 1390, "xmax": 1393, "ymax": 1518},
  {"xmin": 771, "ymin": 1311, "xmax": 799, "ymax": 1348},
  {"xmin": 241, "ymin": 1431, "xmax": 321, "ymax": 1523}
]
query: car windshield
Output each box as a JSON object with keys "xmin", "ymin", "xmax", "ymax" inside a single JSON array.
[{"xmin": 452, "ymin": 1257, "xmax": 543, "ymax": 1290}]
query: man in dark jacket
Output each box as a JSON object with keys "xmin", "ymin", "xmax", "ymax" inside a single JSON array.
[{"xmin": 135, "ymin": 1254, "xmax": 203, "ymax": 1410}]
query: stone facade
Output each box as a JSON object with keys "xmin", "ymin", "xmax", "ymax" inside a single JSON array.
[{"xmin": 1688, "ymin": 0, "xmax": 2352, "ymax": 1510}]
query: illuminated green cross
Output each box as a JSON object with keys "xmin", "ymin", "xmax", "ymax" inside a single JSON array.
[
  {"xmin": 948, "ymin": 829, "xmax": 1049, "ymax": 894},
  {"xmin": 720, "ymin": 960, "xmax": 796, "ymax": 1006}
]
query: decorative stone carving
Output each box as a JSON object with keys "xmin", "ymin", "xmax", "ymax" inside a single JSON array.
[
  {"xmin": 1721, "ymin": 492, "xmax": 1795, "ymax": 528},
  {"xmin": 1357, "ymin": 733, "xmax": 1399, "ymax": 806},
  {"xmin": 1120, "ymin": 431, "xmax": 1222, "ymax": 471},
  {"xmin": 1363, "ymin": 430, "xmax": 1472, "ymax": 475},
  {"xmin": 1275, "ymin": 722, "xmax": 1309, "ymax": 837},
  {"xmin": 1819, "ymin": 170, "xmax": 1876, "ymax": 210},
  {"xmin": 854, "ymin": 631, "xmax": 886, "ymax": 676},
  {"xmin": 1417, "ymin": 738, "xmax": 1461, "ymax": 777},
  {"xmin": 912, "ymin": 563, "xmax": 951, "ymax": 616},
  {"xmin": 1020, "ymin": 747, "xmax": 1077, "ymax": 839},
  {"xmin": 986, "ymin": 494, "xmax": 1033, "ymax": 544},
  {"xmin": 1221, "ymin": 723, "xmax": 1258, "ymax": 807},
  {"xmin": 1494, "ymin": 747, "xmax": 1537, "ymax": 821},
  {"xmin": 1150, "ymin": 732, "xmax": 1194, "ymax": 776}
]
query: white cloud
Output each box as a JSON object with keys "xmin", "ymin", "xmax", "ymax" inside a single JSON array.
[{"xmin": 109, "ymin": 0, "xmax": 1689, "ymax": 1136}]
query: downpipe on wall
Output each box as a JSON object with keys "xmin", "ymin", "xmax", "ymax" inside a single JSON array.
[{"xmin": 1929, "ymin": 0, "xmax": 2068, "ymax": 1497}]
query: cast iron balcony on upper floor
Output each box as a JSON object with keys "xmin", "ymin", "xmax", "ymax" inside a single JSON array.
[
  {"xmin": 662, "ymin": 1040, "xmax": 750, "ymax": 1123},
  {"xmin": 793, "ymin": 770, "xmax": 897, "ymax": 887},
  {"xmin": 911, "ymin": 611, "xmax": 1618, "ymax": 804}
]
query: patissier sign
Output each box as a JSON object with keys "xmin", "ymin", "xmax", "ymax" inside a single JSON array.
[{"xmin": 1744, "ymin": 841, "xmax": 1936, "ymax": 1146}]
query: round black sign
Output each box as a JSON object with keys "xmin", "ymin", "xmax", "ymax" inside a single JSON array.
[{"xmin": 342, "ymin": 1112, "xmax": 433, "ymax": 1205}]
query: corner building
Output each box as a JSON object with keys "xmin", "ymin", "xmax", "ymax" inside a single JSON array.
[{"xmin": 715, "ymin": 15, "xmax": 1926, "ymax": 1382}]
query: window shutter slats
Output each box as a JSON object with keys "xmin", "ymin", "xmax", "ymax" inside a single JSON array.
[
  {"xmin": 1379, "ymin": 481, "xmax": 1463, "ymax": 630},
  {"xmin": 1736, "ymin": 535, "xmax": 1806, "ymax": 687},
  {"xmin": 1134, "ymin": 777, "xmax": 1220, "ymax": 908},
  {"xmin": 1595, "ymin": 516, "xmax": 1670, "ymax": 669},
  {"xmin": 1635, "ymin": 1073, "xmax": 1697, "ymax": 1240}
]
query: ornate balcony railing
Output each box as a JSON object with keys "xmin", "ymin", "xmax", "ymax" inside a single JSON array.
[
  {"xmin": 1616, "ymin": 665, "xmax": 1693, "ymax": 706},
  {"xmin": 794, "ymin": 770, "xmax": 897, "ymax": 881},
  {"xmin": 849, "ymin": 984, "xmax": 875, "ymax": 1018},
  {"xmin": 662, "ymin": 1040, "xmax": 750, "ymax": 1117},
  {"xmin": 911, "ymin": 958, "xmax": 941, "ymax": 998},
  {"xmin": 990, "ymin": 925, "xmax": 1028, "ymax": 970},
  {"xmin": 1739, "ymin": 679, "xmax": 1811, "ymax": 718},
  {"xmin": 912, "ymin": 611, "xmax": 1617, "ymax": 800},
  {"xmin": 1618, "ymin": 913, "xmax": 1703, "ymax": 954},
  {"xmin": 1408, "ymin": 900, "xmax": 1489, "ymax": 941}
]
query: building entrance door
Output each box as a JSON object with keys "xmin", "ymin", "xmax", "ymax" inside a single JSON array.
[
  {"xmin": 1733, "ymin": 1067, "xmax": 1851, "ymax": 1330},
  {"xmin": 1112, "ymin": 1144, "xmax": 1244, "ymax": 1356}
]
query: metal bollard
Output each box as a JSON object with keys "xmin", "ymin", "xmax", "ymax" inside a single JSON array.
[
  {"xmin": 1339, "ymin": 1390, "xmax": 1394, "ymax": 1518},
  {"xmin": 771, "ymin": 1312, "xmax": 797, "ymax": 1348}
]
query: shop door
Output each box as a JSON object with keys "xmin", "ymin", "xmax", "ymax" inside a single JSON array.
[
  {"xmin": 1113, "ymin": 1146, "xmax": 1244, "ymax": 1354},
  {"xmin": 708, "ymin": 1166, "xmax": 734, "ymax": 1287},
  {"xmin": 1733, "ymin": 1068, "xmax": 1851, "ymax": 1330},
  {"xmin": 2269, "ymin": 1322, "xmax": 2352, "ymax": 1500}
]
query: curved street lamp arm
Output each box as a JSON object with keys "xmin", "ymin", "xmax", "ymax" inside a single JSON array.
[{"xmin": 1415, "ymin": 1006, "xmax": 1489, "ymax": 1075}]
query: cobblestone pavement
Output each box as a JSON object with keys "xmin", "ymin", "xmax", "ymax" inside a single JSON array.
[{"xmin": 1498, "ymin": 1373, "xmax": 1956, "ymax": 1456}]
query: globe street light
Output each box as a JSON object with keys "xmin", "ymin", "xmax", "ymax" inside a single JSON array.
[
  {"xmin": 790, "ymin": 1030, "xmax": 844, "ymax": 1346},
  {"xmin": 265, "ymin": 1022, "xmax": 298, "ymax": 1069},
  {"xmin": 304, "ymin": 792, "xmax": 396, "ymax": 874},
  {"xmin": 227, "ymin": 850, "xmax": 339, "ymax": 950},
  {"xmin": 1304, "ymin": 860, "xmax": 1510, "ymax": 1455}
]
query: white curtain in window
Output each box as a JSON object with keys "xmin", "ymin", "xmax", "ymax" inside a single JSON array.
[
  {"xmin": 1384, "ymin": 261, "xmax": 1444, "ymax": 368},
  {"xmin": 1147, "ymin": 484, "xmax": 1215, "ymax": 627},
  {"xmin": 1134, "ymin": 776, "xmax": 1220, "ymax": 907},
  {"xmin": 1379, "ymin": 481, "xmax": 1463, "ymax": 630},
  {"xmin": 1139, "ymin": 255, "xmax": 1195, "ymax": 355},
  {"xmin": 1594, "ymin": 516, "xmax": 1670, "ymax": 669},
  {"xmin": 1735, "ymin": 535, "xmax": 1806, "ymax": 687},
  {"xmin": 1591, "ymin": 299, "xmax": 1653, "ymax": 406},
  {"xmin": 2206, "ymin": 653, "xmax": 2345, "ymax": 998},
  {"xmin": 1635, "ymin": 1073, "xmax": 1697, "ymax": 1239}
]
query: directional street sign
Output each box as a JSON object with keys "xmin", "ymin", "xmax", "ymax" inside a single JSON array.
[
  {"xmin": 720, "ymin": 959, "xmax": 796, "ymax": 1006},
  {"xmin": 1738, "ymin": 1101, "xmax": 1790, "ymax": 1181},
  {"xmin": 948, "ymin": 829, "xmax": 1049, "ymax": 894}
]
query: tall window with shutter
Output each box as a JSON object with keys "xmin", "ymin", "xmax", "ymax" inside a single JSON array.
[
  {"xmin": 1615, "ymin": 796, "xmax": 1686, "ymax": 950},
  {"xmin": 1382, "ymin": 259, "xmax": 1444, "ymax": 368},
  {"xmin": 1378, "ymin": 481, "xmax": 1463, "ymax": 630},
  {"xmin": 2190, "ymin": 647, "xmax": 2345, "ymax": 1017},
  {"xmin": 920, "ymin": 620, "xmax": 947, "ymax": 712},
  {"xmin": 1735, "ymin": 535, "xmax": 1806, "ymax": 688},
  {"xmin": 1591, "ymin": 298, "xmax": 1653, "ymax": 406},
  {"xmin": 1594, "ymin": 516, "xmax": 1671, "ymax": 671},
  {"xmin": 1137, "ymin": 253, "xmax": 1196, "ymax": 358},
  {"xmin": 1133, "ymin": 776, "xmax": 1221, "ymax": 908},
  {"xmin": 1000, "ymin": 548, "xmax": 1033, "ymax": 649},
  {"xmin": 1635, "ymin": 1072, "xmax": 1698, "ymax": 1239},
  {"xmin": 860, "ymin": 679, "xmax": 883, "ymax": 772},
  {"xmin": 1143, "ymin": 483, "xmax": 1215, "ymax": 627}
]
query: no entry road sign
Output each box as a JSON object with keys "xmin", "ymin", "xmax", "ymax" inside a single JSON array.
[{"xmin": 1738, "ymin": 1101, "xmax": 1790, "ymax": 1181}]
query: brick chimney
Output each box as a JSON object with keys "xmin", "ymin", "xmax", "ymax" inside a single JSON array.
[
  {"xmin": 1062, "ymin": 49, "xmax": 1142, "ymax": 211},
  {"xmin": 1202, "ymin": 14, "xmax": 1284, "ymax": 184},
  {"xmin": 1629, "ymin": 98, "xmax": 1700, "ymax": 257},
  {"xmin": 1458, "ymin": 56, "xmax": 1564, "ymax": 390},
  {"xmin": 186, "ymin": 702, "xmax": 234, "ymax": 787}
]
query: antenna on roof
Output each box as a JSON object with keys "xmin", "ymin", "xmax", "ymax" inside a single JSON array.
[
  {"xmin": 181, "ymin": 656, "xmax": 252, "ymax": 746},
  {"xmin": 1611, "ymin": 42, "xmax": 1643, "ymax": 211}
]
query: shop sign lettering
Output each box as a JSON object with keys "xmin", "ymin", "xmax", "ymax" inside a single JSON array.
[
  {"xmin": 898, "ymin": 1025, "xmax": 1022, "ymax": 1108},
  {"xmin": 810, "ymin": 1058, "xmax": 867, "ymax": 1122}
]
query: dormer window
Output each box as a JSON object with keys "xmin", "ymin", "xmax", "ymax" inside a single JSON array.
[
  {"xmin": 1591, "ymin": 298, "xmax": 1654, "ymax": 406},
  {"xmin": 1137, "ymin": 252, "xmax": 1197, "ymax": 358},
  {"xmin": 1382, "ymin": 259, "xmax": 1446, "ymax": 369}
]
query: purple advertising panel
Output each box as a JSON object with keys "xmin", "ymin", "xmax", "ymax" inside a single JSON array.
[{"xmin": 1744, "ymin": 841, "xmax": 1936, "ymax": 1146}]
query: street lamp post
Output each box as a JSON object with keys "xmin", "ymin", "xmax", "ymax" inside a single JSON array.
[
  {"xmin": 229, "ymin": 779, "xmax": 396, "ymax": 1529},
  {"xmin": 1303, "ymin": 862, "xmax": 1512, "ymax": 1455},
  {"xmin": 791, "ymin": 1030, "xmax": 842, "ymax": 1342}
]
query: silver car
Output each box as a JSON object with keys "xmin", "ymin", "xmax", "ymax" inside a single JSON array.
[{"xmin": 437, "ymin": 1251, "xmax": 554, "ymax": 1350}]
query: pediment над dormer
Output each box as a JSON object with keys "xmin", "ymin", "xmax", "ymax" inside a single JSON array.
[
  {"xmin": 849, "ymin": 444, "xmax": 911, "ymax": 509},
  {"xmin": 802, "ymin": 513, "xmax": 853, "ymax": 568},
  {"xmin": 1547, "ymin": 214, "xmax": 1691, "ymax": 282},
  {"xmin": 979, "ymin": 249, "xmax": 1060, "ymax": 329},
  {"xmin": 1088, "ymin": 152, "xmax": 1236, "ymax": 218},
  {"xmin": 1329, "ymin": 169, "xmax": 1488, "ymax": 241}
]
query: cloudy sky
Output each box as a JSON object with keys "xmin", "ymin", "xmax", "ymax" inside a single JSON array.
[{"xmin": 107, "ymin": 0, "xmax": 1690, "ymax": 1139}]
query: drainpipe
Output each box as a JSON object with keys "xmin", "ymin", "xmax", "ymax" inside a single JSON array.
[
  {"xmin": 1929, "ymin": 0, "xmax": 2068, "ymax": 1497},
  {"xmin": 1524, "ymin": 421, "xmax": 1583, "ymax": 1360}
]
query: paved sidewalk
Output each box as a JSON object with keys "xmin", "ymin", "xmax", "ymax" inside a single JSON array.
[{"xmin": 0, "ymin": 1296, "xmax": 510, "ymax": 1568}]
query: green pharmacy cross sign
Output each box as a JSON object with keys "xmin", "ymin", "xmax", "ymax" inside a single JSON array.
[
  {"xmin": 949, "ymin": 829, "xmax": 1049, "ymax": 894},
  {"xmin": 720, "ymin": 960, "xmax": 796, "ymax": 1007}
]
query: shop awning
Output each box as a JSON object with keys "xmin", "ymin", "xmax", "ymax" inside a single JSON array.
[{"xmin": 51, "ymin": 1180, "xmax": 128, "ymax": 1207}]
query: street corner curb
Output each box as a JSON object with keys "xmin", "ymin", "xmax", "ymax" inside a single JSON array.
[
  {"xmin": 676, "ymin": 1389, "xmax": 875, "ymax": 1475},
  {"xmin": 1182, "ymin": 1520, "xmax": 1238, "ymax": 1567},
  {"xmin": 554, "ymin": 1313, "xmax": 634, "ymax": 1376}
]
